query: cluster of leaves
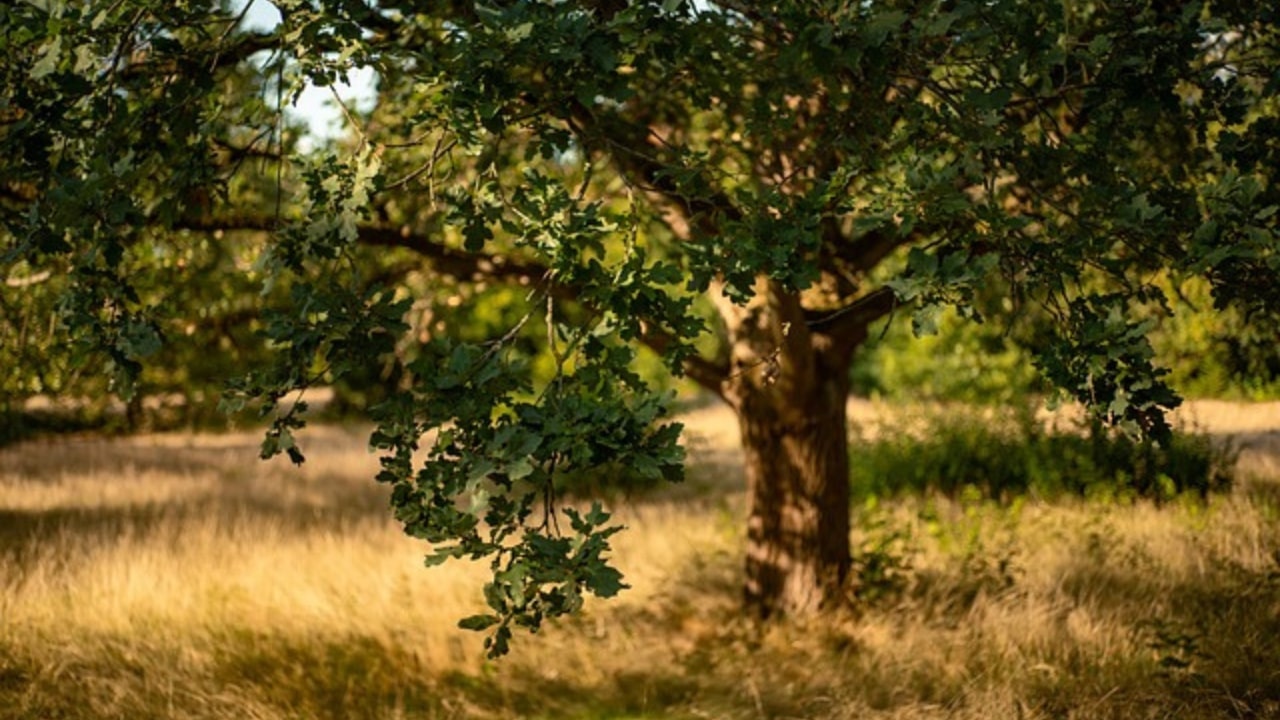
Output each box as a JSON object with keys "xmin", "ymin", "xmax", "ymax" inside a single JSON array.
[
  {"xmin": 2, "ymin": 0, "xmax": 293, "ymax": 423},
  {"xmin": 228, "ymin": 145, "xmax": 695, "ymax": 656},
  {"xmin": 365, "ymin": 335, "xmax": 683, "ymax": 656},
  {"xmin": 859, "ymin": 1, "xmax": 1278, "ymax": 437},
  {"xmin": 1037, "ymin": 293, "xmax": 1183, "ymax": 438},
  {"xmin": 2, "ymin": 0, "xmax": 706, "ymax": 656},
  {"xmin": 2, "ymin": 1, "xmax": 237, "ymax": 394},
  {"xmin": 851, "ymin": 274, "xmax": 1280, "ymax": 405}
]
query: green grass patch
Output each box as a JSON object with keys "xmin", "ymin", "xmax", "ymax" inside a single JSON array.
[{"xmin": 850, "ymin": 407, "xmax": 1237, "ymax": 502}]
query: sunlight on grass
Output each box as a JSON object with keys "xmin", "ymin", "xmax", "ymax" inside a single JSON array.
[{"xmin": 2, "ymin": 402, "xmax": 1279, "ymax": 719}]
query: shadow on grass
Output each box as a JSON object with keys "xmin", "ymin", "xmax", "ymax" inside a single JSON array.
[
  {"xmin": 205, "ymin": 536, "xmax": 747, "ymax": 719},
  {"xmin": 0, "ymin": 483, "xmax": 393, "ymax": 574},
  {"xmin": 4, "ymin": 420, "xmax": 1278, "ymax": 718},
  {"xmin": 0, "ymin": 435, "xmax": 268, "ymax": 479},
  {"xmin": 0, "ymin": 426, "xmax": 384, "ymax": 480},
  {"xmin": 986, "ymin": 536, "xmax": 1280, "ymax": 718},
  {"xmin": 439, "ymin": 499, "xmax": 1280, "ymax": 719},
  {"xmin": 174, "ymin": 625, "xmax": 707, "ymax": 720}
]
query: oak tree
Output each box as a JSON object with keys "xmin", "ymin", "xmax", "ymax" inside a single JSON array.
[{"xmin": 3, "ymin": 0, "xmax": 1277, "ymax": 655}]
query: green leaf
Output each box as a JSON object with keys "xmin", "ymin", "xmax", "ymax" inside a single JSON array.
[
  {"xmin": 864, "ymin": 11, "xmax": 907, "ymax": 46},
  {"xmin": 29, "ymin": 36, "xmax": 61, "ymax": 79},
  {"xmin": 586, "ymin": 565, "xmax": 626, "ymax": 598},
  {"xmin": 458, "ymin": 614, "xmax": 500, "ymax": 631},
  {"xmin": 911, "ymin": 304, "xmax": 943, "ymax": 337}
]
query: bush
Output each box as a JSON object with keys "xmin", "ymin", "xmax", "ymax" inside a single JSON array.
[
  {"xmin": 849, "ymin": 306, "xmax": 1045, "ymax": 405},
  {"xmin": 849, "ymin": 278, "xmax": 1280, "ymax": 404},
  {"xmin": 0, "ymin": 405, "xmax": 117, "ymax": 447},
  {"xmin": 850, "ymin": 407, "xmax": 1236, "ymax": 502}
]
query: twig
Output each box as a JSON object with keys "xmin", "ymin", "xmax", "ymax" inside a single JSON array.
[{"xmin": 329, "ymin": 84, "xmax": 369, "ymax": 150}]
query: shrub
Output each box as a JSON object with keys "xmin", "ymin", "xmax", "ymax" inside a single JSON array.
[
  {"xmin": 849, "ymin": 279, "xmax": 1280, "ymax": 403},
  {"xmin": 850, "ymin": 407, "xmax": 1236, "ymax": 502}
]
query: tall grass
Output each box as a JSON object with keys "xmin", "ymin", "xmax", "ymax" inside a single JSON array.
[{"xmin": 2, "ymin": 405, "xmax": 1279, "ymax": 719}]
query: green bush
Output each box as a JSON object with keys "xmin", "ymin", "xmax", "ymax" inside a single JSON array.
[
  {"xmin": 1147, "ymin": 277, "xmax": 1280, "ymax": 400},
  {"xmin": 849, "ymin": 306, "xmax": 1045, "ymax": 405},
  {"xmin": 0, "ymin": 405, "xmax": 120, "ymax": 447},
  {"xmin": 849, "ymin": 278, "xmax": 1280, "ymax": 404},
  {"xmin": 850, "ymin": 407, "xmax": 1236, "ymax": 502}
]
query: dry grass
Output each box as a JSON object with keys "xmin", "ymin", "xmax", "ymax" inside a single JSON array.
[{"xmin": 2, "ymin": 401, "xmax": 1279, "ymax": 719}]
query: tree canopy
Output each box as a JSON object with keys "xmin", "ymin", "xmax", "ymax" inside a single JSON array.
[{"xmin": 3, "ymin": 0, "xmax": 1278, "ymax": 655}]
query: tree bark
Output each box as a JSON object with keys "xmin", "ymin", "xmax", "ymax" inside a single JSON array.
[
  {"xmin": 737, "ymin": 370, "xmax": 852, "ymax": 615},
  {"xmin": 717, "ymin": 277, "xmax": 857, "ymax": 617}
]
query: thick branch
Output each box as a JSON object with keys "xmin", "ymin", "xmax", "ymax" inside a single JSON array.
[
  {"xmin": 176, "ymin": 214, "xmax": 730, "ymax": 389},
  {"xmin": 121, "ymin": 31, "xmax": 280, "ymax": 79},
  {"xmin": 636, "ymin": 322, "xmax": 730, "ymax": 399},
  {"xmin": 212, "ymin": 137, "xmax": 282, "ymax": 164},
  {"xmin": 806, "ymin": 286, "xmax": 899, "ymax": 356},
  {"xmin": 836, "ymin": 226, "xmax": 911, "ymax": 275},
  {"xmin": 174, "ymin": 215, "xmax": 545, "ymax": 283},
  {"xmin": 357, "ymin": 224, "xmax": 549, "ymax": 284},
  {"xmin": 566, "ymin": 101, "xmax": 743, "ymax": 238}
]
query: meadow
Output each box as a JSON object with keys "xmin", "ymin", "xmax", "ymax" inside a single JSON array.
[{"xmin": 2, "ymin": 400, "xmax": 1278, "ymax": 719}]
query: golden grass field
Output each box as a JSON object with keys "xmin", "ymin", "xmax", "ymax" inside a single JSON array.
[{"xmin": 2, "ymin": 400, "xmax": 1279, "ymax": 719}]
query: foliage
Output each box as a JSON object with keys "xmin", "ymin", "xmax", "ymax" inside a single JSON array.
[
  {"xmin": 850, "ymin": 304, "xmax": 1046, "ymax": 405},
  {"xmin": 852, "ymin": 278, "xmax": 1280, "ymax": 404},
  {"xmin": 3, "ymin": 0, "xmax": 1279, "ymax": 650},
  {"xmin": 850, "ymin": 407, "xmax": 1237, "ymax": 502},
  {"xmin": 1150, "ymin": 277, "xmax": 1280, "ymax": 400},
  {"xmin": 849, "ymin": 502, "xmax": 916, "ymax": 605}
]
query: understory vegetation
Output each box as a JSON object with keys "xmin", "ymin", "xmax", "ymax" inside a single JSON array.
[
  {"xmin": 848, "ymin": 406, "xmax": 1238, "ymax": 502},
  {"xmin": 848, "ymin": 280, "xmax": 1280, "ymax": 406},
  {"xmin": 2, "ymin": 404, "xmax": 1278, "ymax": 719}
]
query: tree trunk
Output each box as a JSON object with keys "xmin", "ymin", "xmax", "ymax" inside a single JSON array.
[
  {"xmin": 737, "ymin": 371, "xmax": 852, "ymax": 616},
  {"xmin": 715, "ymin": 277, "xmax": 858, "ymax": 617}
]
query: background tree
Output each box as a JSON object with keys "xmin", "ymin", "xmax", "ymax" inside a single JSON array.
[{"xmin": 2, "ymin": 0, "xmax": 1277, "ymax": 655}]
